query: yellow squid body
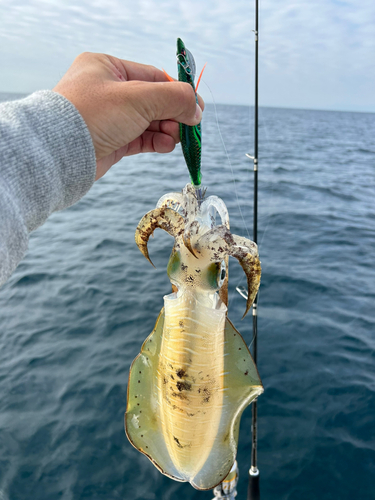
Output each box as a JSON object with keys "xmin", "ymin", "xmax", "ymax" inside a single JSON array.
[
  {"xmin": 159, "ymin": 290, "xmax": 226, "ymax": 478},
  {"xmin": 125, "ymin": 184, "xmax": 263, "ymax": 490}
]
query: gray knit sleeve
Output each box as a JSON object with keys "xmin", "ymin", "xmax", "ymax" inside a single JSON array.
[{"xmin": 0, "ymin": 90, "xmax": 96, "ymax": 287}]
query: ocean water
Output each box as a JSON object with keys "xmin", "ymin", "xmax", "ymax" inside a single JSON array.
[{"xmin": 0, "ymin": 92, "xmax": 374, "ymax": 500}]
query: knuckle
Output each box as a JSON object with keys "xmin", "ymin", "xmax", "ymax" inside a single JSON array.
[
  {"xmin": 146, "ymin": 64, "xmax": 159, "ymax": 80},
  {"xmin": 181, "ymin": 81, "xmax": 195, "ymax": 99},
  {"xmin": 76, "ymin": 51, "xmax": 93, "ymax": 61},
  {"xmin": 74, "ymin": 52, "xmax": 96, "ymax": 66},
  {"xmin": 177, "ymin": 82, "xmax": 196, "ymax": 111}
]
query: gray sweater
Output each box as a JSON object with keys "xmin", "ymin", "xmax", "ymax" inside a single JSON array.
[{"xmin": 0, "ymin": 90, "xmax": 96, "ymax": 287}]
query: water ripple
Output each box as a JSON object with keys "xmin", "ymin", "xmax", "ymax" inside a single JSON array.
[{"xmin": 0, "ymin": 99, "xmax": 374, "ymax": 499}]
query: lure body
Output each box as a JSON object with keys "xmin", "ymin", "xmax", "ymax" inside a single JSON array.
[
  {"xmin": 177, "ymin": 38, "xmax": 202, "ymax": 187},
  {"xmin": 125, "ymin": 185, "xmax": 263, "ymax": 490}
]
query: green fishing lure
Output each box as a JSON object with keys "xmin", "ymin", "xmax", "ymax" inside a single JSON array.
[{"xmin": 177, "ymin": 38, "xmax": 202, "ymax": 188}]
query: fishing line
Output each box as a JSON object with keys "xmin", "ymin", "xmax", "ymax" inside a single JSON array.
[
  {"xmin": 202, "ymin": 80, "xmax": 252, "ymax": 242},
  {"xmin": 201, "ymin": 78, "xmax": 271, "ymax": 329},
  {"xmin": 200, "ymin": 72, "xmax": 277, "ymax": 350},
  {"xmin": 201, "ymin": 79, "xmax": 259, "ymax": 324}
]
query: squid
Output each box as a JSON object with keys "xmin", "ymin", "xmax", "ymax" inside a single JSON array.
[{"xmin": 125, "ymin": 183, "xmax": 263, "ymax": 490}]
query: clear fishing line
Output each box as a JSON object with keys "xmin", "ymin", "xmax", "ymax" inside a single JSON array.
[
  {"xmin": 202, "ymin": 80, "xmax": 252, "ymax": 242},
  {"xmin": 201, "ymin": 80, "xmax": 255, "ymax": 326},
  {"xmin": 201, "ymin": 75, "xmax": 277, "ymax": 349}
]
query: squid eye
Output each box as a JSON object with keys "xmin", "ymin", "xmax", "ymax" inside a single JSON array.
[
  {"xmin": 218, "ymin": 261, "xmax": 226, "ymax": 288},
  {"xmin": 167, "ymin": 250, "xmax": 181, "ymax": 278}
]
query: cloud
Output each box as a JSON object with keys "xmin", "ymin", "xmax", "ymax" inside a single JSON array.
[{"xmin": 0, "ymin": 0, "xmax": 374, "ymax": 111}]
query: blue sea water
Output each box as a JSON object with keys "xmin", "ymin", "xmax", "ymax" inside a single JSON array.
[{"xmin": 0, "ymin": 92, "xmax": 374, "ymax": 500}]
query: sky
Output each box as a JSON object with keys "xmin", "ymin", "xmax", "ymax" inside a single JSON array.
[{"xmin": 1, "ymin": 0, "xmax": 374, "ymax": 112}]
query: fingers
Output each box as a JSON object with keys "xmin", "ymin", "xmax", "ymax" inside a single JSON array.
[
  {"xmin": 56, "ymin": 51, "xmax": 206, "ymax": 179},
  {"xmin": 108, "ymin": 56, "xmax": 170, "ymax": 83},
  {"xmin": 121, "ymin": 80, "xmax": 203, "ymax": 126},
  {"xmin": 125, "ymin": 130, "xmax": 177, "ymax": 156},
  {"xmin": 114, "ymin": 59, "xmax": 204, "ymax": 111},
  {"xmin": 113, "ymin": 57, "xmax": 205, "ymax": 113},
  {"xmin": 95, "ymin": 126, "xmax": 178, "ymax": 179},
  {"xmin": 148, "ymin": 120, "xmax": 180, "ymax": 144}
]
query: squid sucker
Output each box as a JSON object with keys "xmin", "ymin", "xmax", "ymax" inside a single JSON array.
[{"xmin": 125, "ymin": 184, "xmax": 263, "ymax": 490}]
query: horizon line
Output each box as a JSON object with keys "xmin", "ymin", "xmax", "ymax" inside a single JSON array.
[{"xmin": 0, "ymin": 90, "xmax": 374, "ymax": 115}]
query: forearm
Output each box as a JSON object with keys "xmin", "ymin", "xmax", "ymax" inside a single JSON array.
[{"xmin": 0, "ymin": 91, "xmax": 96, "ymax": 286}]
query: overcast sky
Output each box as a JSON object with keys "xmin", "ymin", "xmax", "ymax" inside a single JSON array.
[{"xmin": 1, "ymin": 0, "xmax": 374, "ymax": 112}]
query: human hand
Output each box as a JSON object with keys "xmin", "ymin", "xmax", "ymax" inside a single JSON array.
[{"xmin": 53, "ymin": 52, "xmax": 204, "ymax": 180}]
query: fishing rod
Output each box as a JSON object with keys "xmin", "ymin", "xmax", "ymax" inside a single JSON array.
[
  {"xmin": 247, "ymin": 0, "xmax": 260, "ymax": 498},
  {"xmin": 238, "ymin": 0, "xmax": 260, "ymax": 498},
  {"xmin": 213, "ymin": 2, "xmax": 260, "ymax": 499},
  {"xmin": 214, "ymin": 1, "xmax": 260, "ymax": 498}
]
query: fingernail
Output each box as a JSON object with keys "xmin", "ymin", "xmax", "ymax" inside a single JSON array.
[{"xmin": 195, "ymin": 103, "xmax": 202, "ymax": 121}]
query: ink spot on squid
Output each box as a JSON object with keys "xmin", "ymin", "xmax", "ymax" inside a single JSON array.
[
  {"xmin": 172, "ymin": 404, "xmax": 184, "ymax": 413},
  {"xmin": 172, "ymin": 391, "xmax": 189, "ymax": 400},
  {"xmin": 174, "ymin": 436, "xmax": 183, "ymax": 448},
  {"xmin": 202, "ymin": 387, "xmax": 211, "ymax": 403},
  {"xmin": 176, "ymin": 381, "xmax": 192, "ymax": 392},
  {"xmin": 176, "ymin": 368, "xmax": 187, "ymax": 378}
]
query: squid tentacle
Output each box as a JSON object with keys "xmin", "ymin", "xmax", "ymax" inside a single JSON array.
[
  {"xmin": 156, "ymin": 192, "xmax": 186, "ymax": 217},
  {"xmin": 196, "ymin": 226, "xmax": 261, "ymax": 318},
  {"xmin": 200, "ymin": 195, "xmax": 230, "ymax": 229},
  {"xmin": 182, "ymin": 220, "xmax": 200, "ymax": 258},
  {"xmin": 183, "ymin": 184, "xmax": 199, "ymax": 224},
  {"xmin": 135, "ymin": 208, "xmax": 185, "ymax": 267}
]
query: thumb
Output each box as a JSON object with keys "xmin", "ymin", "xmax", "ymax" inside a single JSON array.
[{"xmin": 131, "ymin": 81, "xmax": 203, "ymax": 126}]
